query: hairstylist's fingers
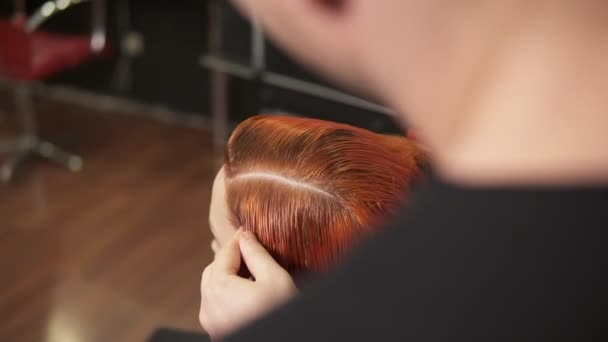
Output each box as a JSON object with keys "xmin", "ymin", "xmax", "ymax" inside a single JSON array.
[
  {"xmin": 200, "ymin": 231, "xmax": 297, "ymax": 338},
  {"xmin": 239, "ymin": 230, "xmax": 288, "ymax": 282},
  {"xmin": 214, "ymin": 228, "xmax": 243, "ymax": 274}
]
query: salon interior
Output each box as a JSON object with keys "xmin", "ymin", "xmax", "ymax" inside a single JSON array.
[{"xmin": 0, "ymin": 1, "xmax": 406, "ymax": 341}]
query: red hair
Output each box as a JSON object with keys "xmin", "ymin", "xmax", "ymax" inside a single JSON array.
[{"xmin": 224, "ymin": 115, "xmax": 426, "ymax": 275}]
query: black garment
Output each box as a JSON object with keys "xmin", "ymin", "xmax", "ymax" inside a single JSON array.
[
  {"xmin": 147, "ymin": 328, "xmax": 209, "ymax": 342},
  {"xmin": 226, "ymin": 178, "xmax": 608, "ymax": 341}
]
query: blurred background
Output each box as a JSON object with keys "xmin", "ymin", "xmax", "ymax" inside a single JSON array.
[{"xmin": 0, "ymin": 1, "xmax": 403, "ymax": 341}]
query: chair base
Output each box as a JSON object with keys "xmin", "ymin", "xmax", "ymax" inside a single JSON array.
[{"xmin": 1, "ymin": 135, "xmax": 82, "ymax": 183}]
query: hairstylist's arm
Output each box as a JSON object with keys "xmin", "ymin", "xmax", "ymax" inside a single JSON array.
[{"xmin": 199, "ymin": 229, "xmax": 298, "ymax": 340}]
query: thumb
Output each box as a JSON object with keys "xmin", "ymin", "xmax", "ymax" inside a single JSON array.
[
  {"xmin": 239, "ymin": 230, "xmax": 284, "ymax": 281},
  {"xmin": 215, "ymin": 228, "xmax": 243, "ymax": 274}
]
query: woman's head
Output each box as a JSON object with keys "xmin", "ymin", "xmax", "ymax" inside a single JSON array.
[{"xmin": 209, "ymin": 115, "xmax": 426, "ymax": 275}]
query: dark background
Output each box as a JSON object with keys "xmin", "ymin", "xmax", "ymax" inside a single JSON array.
[{"xmin": 1, "ymin": 0, "xmax": 403, "ymax": 133}]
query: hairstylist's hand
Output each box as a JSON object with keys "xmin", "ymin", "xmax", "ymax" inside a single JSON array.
[{"xmin": 199, "ymin": 229, "xmax": 297, "ymax": 340}]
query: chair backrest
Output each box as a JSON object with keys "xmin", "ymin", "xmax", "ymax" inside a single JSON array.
[{"xmin": 0, "ymin": 18, "xmax": 31, "ymax": 79}]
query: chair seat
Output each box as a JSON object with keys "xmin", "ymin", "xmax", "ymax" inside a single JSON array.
[
  {"xmin": 28, "ymin": 31, "xmax": 95, "ymax": 80},
  {"xmin": 0, "ymin": 19, "xmax": 108, "ymax": 81}
]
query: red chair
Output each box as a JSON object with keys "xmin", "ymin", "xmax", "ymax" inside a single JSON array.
[{"xmin": 0, "ymin": 0, "xmax": 108, "ymax": 182}]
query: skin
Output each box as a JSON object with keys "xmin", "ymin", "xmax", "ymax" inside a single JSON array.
[
  {"xmin": 203, "ymin": 167, "xmax": 296, "ymax": 339},
  {"xmin": 209, "ymin": 167, "xmax": 237, "ymax": 254},
  {"xmin": 201, "ymin": 0, "xmax": 608, "ymax": 338}
]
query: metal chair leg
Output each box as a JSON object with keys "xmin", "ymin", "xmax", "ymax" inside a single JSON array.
[
  {"xmin": 15, "ymin": 83, "xmax": 37, "ymax": 137},
  {"xmin": 1, "ymin": 139, "xmax": 31, "ymax": 182},
  {"xmin": 36, "ymin": 141, "xmax": 83, "ymax": 171},
  {"xmin": 0, "ymin": 136, "xmax": 35, "ymax": 183},
  {"xmin": 1, "ymin": 139, "xmax": 83, "ymax": 183},
  {"xmin": 1, "ymin": 83, "xmax": 83, "ymax": 183}
]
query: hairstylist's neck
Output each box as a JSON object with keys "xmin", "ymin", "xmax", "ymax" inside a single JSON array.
[{"xmin": 399, "ymin": 5, "xmax": 608, "ymax": 186}]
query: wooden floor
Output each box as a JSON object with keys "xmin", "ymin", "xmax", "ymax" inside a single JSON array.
[{"xmin": 0, "ymin": 91, "xmax": 218, "ymax": 341}]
